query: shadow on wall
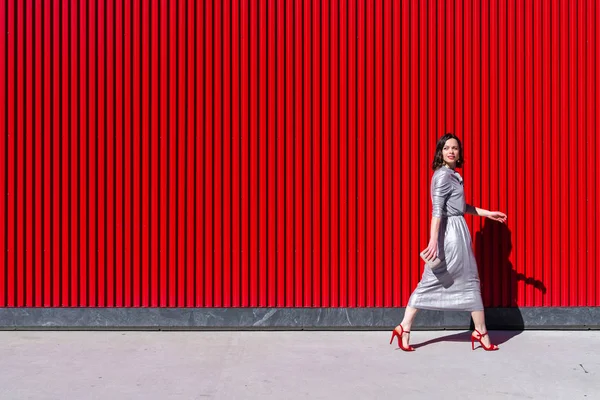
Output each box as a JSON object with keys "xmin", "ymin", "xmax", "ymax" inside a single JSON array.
[{"xmin": 473, "ymin": 218, "xmax": 547, "ymax": 331}]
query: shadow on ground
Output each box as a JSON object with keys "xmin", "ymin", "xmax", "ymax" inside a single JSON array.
[{"xmin": 410, "ymin": 330, "xmax": 521, "ymax": 349}]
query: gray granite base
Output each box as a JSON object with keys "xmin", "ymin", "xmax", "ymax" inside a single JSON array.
[{"xmin": 0, "ymin": 307, "xmax": 598, "ymax": 330}]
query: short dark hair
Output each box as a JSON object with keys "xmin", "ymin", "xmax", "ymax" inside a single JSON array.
[{"xmin": 432, "ymin": 133, "xmax": 464, "ymax": 170}]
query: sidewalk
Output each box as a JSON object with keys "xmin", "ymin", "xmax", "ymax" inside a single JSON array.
[{"xmin": 1, "ymin": 330, "xmax": 598, "ymax": 399}]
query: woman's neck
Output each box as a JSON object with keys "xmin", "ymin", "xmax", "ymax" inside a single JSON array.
[{"xmin": 443, "ymin": 163, "xmax": 456, "ymax": 170}]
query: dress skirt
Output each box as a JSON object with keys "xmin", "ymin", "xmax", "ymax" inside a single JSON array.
[{"xmin": 407, "ymin": 215, "xmax": 484, "ymax": 312}]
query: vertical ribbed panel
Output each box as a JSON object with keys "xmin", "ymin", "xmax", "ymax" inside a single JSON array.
[{"xmin": 0, "ymin": 1, "xmax": 598, "ymax": 308}]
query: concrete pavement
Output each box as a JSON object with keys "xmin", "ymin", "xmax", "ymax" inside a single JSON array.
[{"xmin": 1, "ymin": 330, "xmax": 598, "ymax": 399}]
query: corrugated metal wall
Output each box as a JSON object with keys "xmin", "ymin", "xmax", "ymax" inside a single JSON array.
[{"xmin": 0, "ymin": 0, "xmax": 598, "ymax": 308}]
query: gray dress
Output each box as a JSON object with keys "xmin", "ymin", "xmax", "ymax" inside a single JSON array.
[{"xmin": 407, "ymin": 165, "xmax": 484, "ymax": 312}]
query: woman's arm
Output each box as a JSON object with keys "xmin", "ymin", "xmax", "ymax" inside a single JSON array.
[
  {"xmin": 423, "ymin": 172, "xmax": 451, "ymax": 260},
  {"xmin": 429, "ymin": 216, "xmax": 441, "ymax": 243},
  {"xmin": 466, "ymin": 204, "xmax": 507, "ymax": 223},
  {"xmin": 465, "ymin": 204, "xmax": 490, "ymax": 217},
  {"xmin": 422, "ymin": 216, "xmax": 442, "ymax": 261}
]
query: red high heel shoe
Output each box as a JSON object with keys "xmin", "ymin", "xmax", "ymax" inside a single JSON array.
[
  {"xmin": 471, "ymin": 329, "xmax": 499, "ymax": 351},
  {"xmin": 390, "ymin": 325, "xmax": 415, "ymax": 352}
]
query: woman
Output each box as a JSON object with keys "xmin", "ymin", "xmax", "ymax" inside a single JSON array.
[{"xmin": 390, "ymin": 133, "xmax": 507, "ymax": 352}]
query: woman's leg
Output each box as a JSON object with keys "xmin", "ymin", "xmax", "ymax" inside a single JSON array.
[
  {"xmin": 471, "ymin": 310, "xmax": 496, "ymax": 347},
  {"xmin": 395, "ymin": 306, "xmax": 419, "ymax": 347}
]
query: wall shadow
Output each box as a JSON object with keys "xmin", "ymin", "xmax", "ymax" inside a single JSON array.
[{"xmin": 472, "ymin": 218, "xmax": 547, "ymax": 332}]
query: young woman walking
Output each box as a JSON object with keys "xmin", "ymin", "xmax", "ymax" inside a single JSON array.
[{"xmin": 391, "ymin": 133, "xmax": 507, "ymax": 352}]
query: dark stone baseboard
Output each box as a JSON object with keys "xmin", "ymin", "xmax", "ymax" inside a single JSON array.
[{"xmin": 0, "ymin": 307, "xmax": 598, "ymax": 330}]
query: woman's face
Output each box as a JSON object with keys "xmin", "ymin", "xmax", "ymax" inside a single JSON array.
[{"xmin": 442, "ymin": 138, "xmax": 460, "ymax": 168}]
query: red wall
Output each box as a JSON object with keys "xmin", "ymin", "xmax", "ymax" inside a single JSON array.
[{"xmin": 0, "ymin": 0, "xmax": 598, "ymax": 308}]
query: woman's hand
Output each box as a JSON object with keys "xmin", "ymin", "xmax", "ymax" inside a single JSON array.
[
  {"xmin": 486, "ymin": 211, "xmax": 507, "ymax": 224},
  {"xmin": 422, "ymin": 239, "xmax": 438, "ymax": 261}
]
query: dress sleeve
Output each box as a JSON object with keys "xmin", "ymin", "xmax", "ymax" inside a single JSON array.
[
  {"xmin": 465, "ymin": 204, "xmax": 477, "ymax": 215},
  {"xmin": 431, "ymin": 171, "xmax": 452, "ymax": 218}
]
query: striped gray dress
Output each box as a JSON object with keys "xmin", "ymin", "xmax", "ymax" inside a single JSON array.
[{"xmin": 407, "ymin": 165, "xmax": 484, "ymax": 312}]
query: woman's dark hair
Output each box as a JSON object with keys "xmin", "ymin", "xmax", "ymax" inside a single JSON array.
[{"xmin": 432, "ymin": 133, "xmax": 464, "ymax": 170}]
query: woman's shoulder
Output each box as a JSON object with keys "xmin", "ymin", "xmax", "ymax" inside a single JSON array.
[
  {"xmin": 431, "ymin": 167, "xmax": 455, "ymax": 188},
  {"xmin": 432, "ymin": 166, "xmax": 452, "ymax": 180}
]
